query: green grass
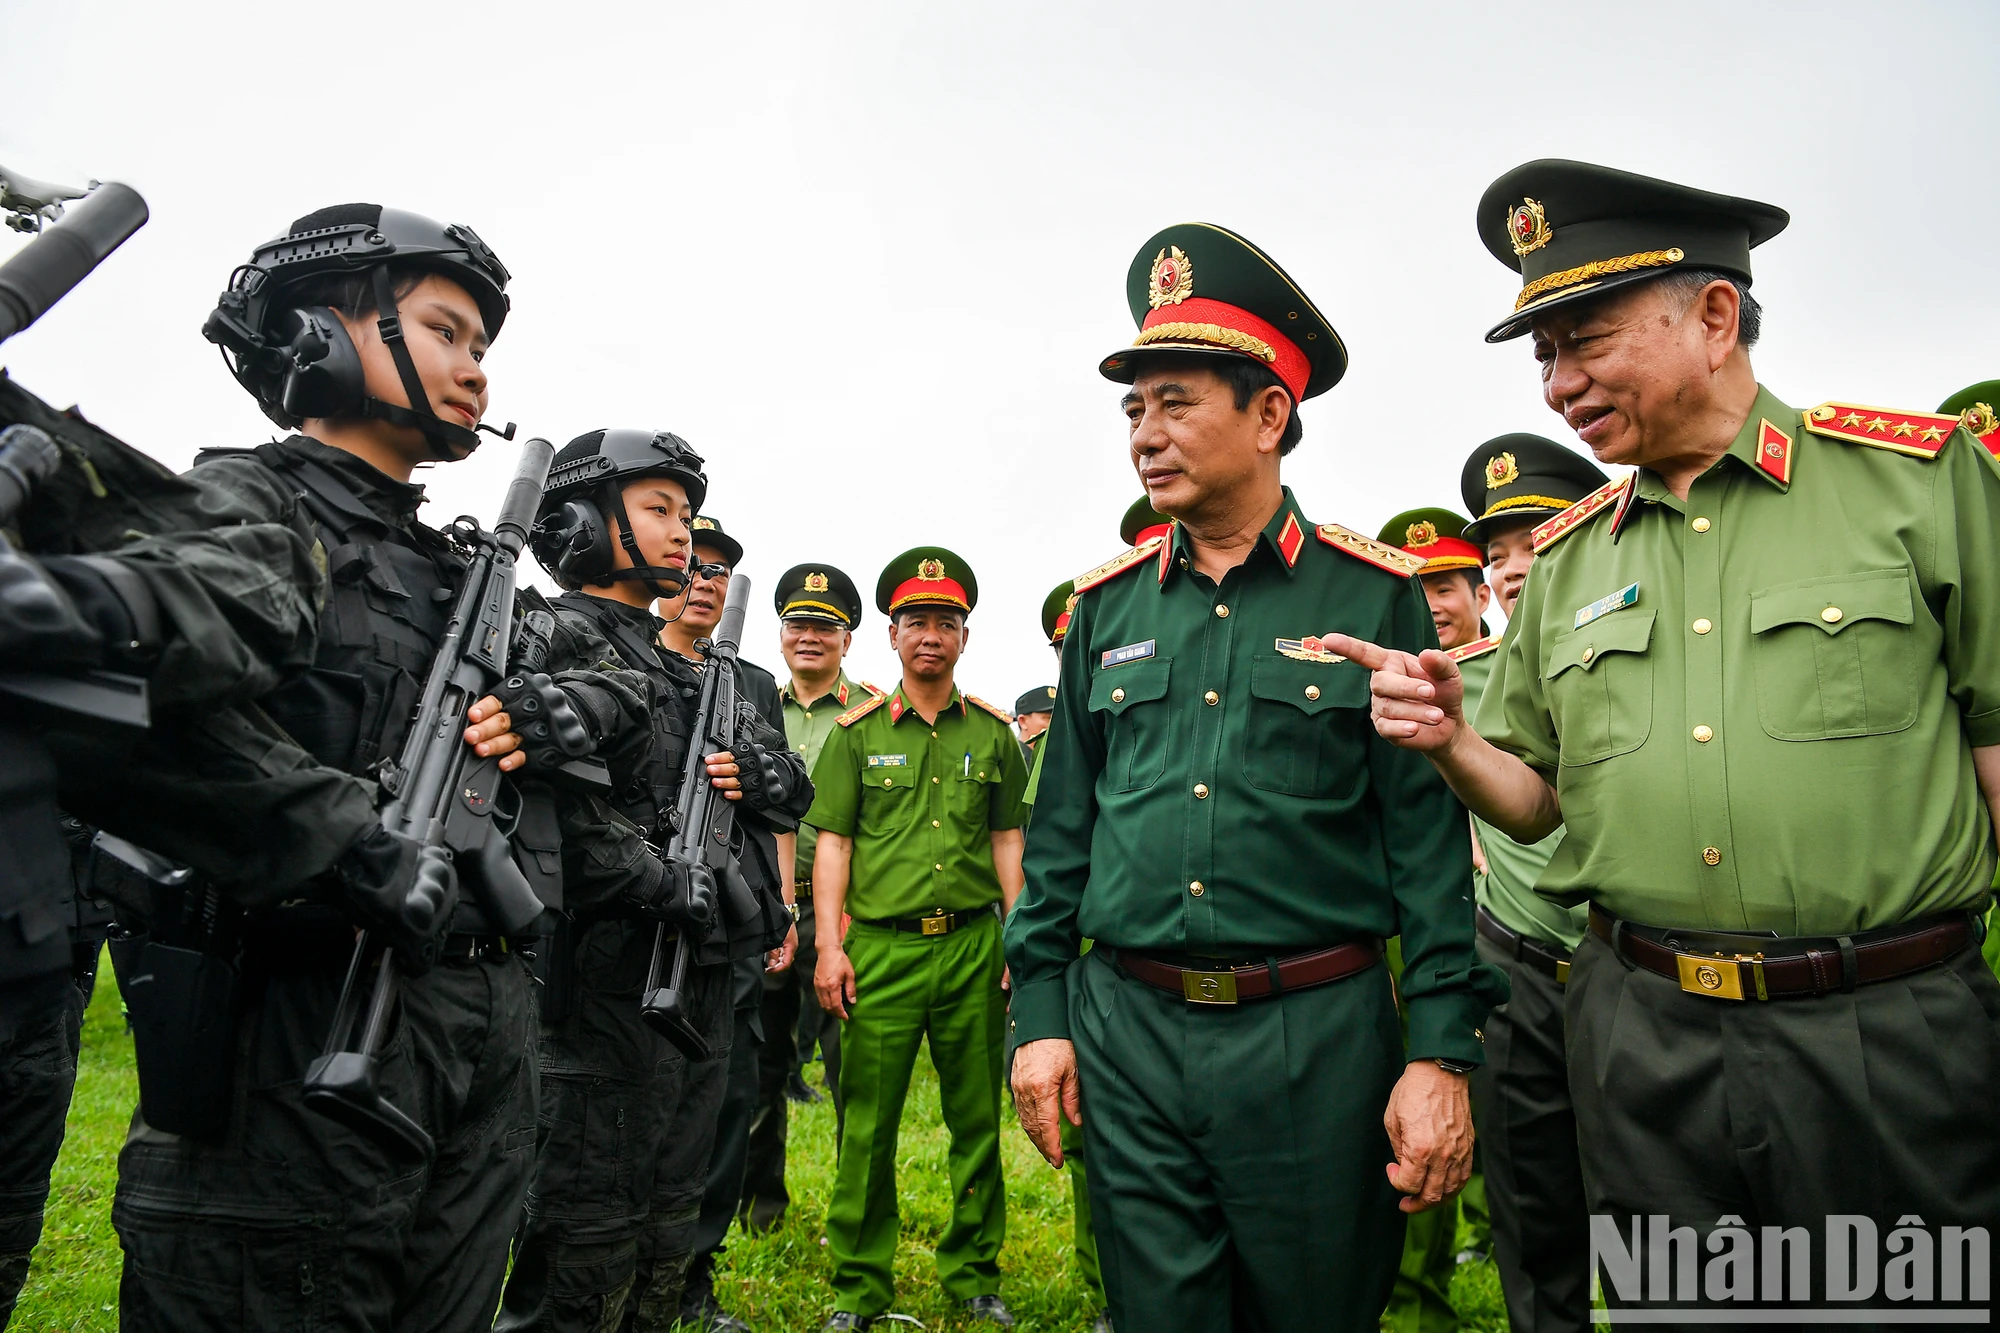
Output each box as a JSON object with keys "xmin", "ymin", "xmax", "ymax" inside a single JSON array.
[{"xmin": 14, "ymin": 958, "xmax": 1507, "ymax": 1331}]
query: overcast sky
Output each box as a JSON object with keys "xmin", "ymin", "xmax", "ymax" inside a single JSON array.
[{"xmin": 5, "ymin": 1, "xmax": 1995, "ymax": 701}]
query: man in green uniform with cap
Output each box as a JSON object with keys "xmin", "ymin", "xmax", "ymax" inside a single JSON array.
[
  {"xmin": 1337, "ymin": 160, "xmax": 2000, "ymax": 1316},
  {"xmin": 1006, "ymin": 223, "xmax": 1503, "ymax": 1332},
  {"xmin": 1453, "ymin": 433, "xmax": 1606, "ymax": 1333},
  {"xmin": 1013, "ymin": 685, "xmax": 1056, "ymax": 769},
  {"xmin": 741, "ymin": 562, "xmax": 878, "ymax": 1231},
  {"xmin": 807, "ymin": 548, "xmax": 1031, "ymax": 1330}
]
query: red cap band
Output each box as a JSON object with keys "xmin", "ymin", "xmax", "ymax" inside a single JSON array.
[
  {"xmin": 1138, "ymin": 296, "xmax": 1311, "ymax": 401},
  {"xmin": 888, "ymin": 577, "xmax": 969, "ymax": 612}
]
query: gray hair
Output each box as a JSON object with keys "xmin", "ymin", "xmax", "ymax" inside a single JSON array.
[{"xmin": 1653, "ymin": 267, "xmax": 1763, "ymax": 349}]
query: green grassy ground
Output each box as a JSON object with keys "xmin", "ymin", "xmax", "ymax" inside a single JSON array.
[{"xmin": 13, "ymin": 960, "xmax": 1507, "ymax": 1331}]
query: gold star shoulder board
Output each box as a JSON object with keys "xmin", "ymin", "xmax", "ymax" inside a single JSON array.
[
  {"xmin": 1072, "ymin": 536, "xmax": 1164, "ymax": 595},
  {"xmin": 964, "ymin": 693, "xmax": 1014, "ymax": 724},
  {"xmin": 835, "ymin": 691, "xmax": 890, "ymax": 728},
  {"xmin": 1802, "ymin": 402, "xmax": 1959, "ymax": 459},
  {"xmin": 1447, "ymin": 633, "xmax": 1502, "ymax": 663},
  {"xmin": 1532, "ymin": 474, "xmax": 1632, "ymax": 554},
  {"xmin": 1315, "ymin": 523, "xmax": 1424, "ymax": 576}
]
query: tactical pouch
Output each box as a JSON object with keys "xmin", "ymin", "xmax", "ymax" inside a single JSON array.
[{"xmin": 111, "ymin": 930, "xmax": 240, "ymax": 1139}]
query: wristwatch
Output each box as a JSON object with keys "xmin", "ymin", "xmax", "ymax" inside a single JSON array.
[
  {"xmin": 1433, "ymin": 1057, "xmax": 1477, "ymax": 1075},
  {"xmin": 785, "ymin": 902, "xmax": 801, "ymax": 923}
]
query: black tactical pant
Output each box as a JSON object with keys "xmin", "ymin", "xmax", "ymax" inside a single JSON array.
[
  {"xmin": 0, "ymin": 976, "xmax": 82, "ymax": 1326},
  {"xmin": 1468, "ymin": 932, "xmax": 1588, "ymax": 1333},
  {"xmin": 1568, "ymin": 929, "xmax": 2000, "ymax": 1314},
  {"xmin": 498, "ymin": 921, "xmax": 731, "ymax": 1333},
  {"xmin": 742, "ymin": 899, "xmax": 840, "ymax": 1230},
  {"xmin": 682, "ymin": 1003, "xmax": 764, "ymax": 1320},
  {"xmin": 113, "ymin": 935, "xmax": 539, "ymax": 1333}
]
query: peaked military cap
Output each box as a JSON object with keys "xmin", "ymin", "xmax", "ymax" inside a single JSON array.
[
  {"xmin": 1014, "ymin": 685, "xmax": 1057, "ymax": 718},
  {"xmin": 775, "ymin": 562, "xmax": 862, "ymax": 626},
  {"xmin": 1041, "ymin": 579, "xmax": 1077, "ymax": 646},
  {"xmin": 1460, "ymin": 433, "xmax": 1610, "ymax": 544},
  {"xmin": 1477, "ymin": 159, "xmax": 1790, "ymax": 342},
  {"xmin": 1940, "ymin": 381, "xmax": 2000, "ymax": 435},
  {"xmin": 1120, "ymin": 496, "xmax": 1171, "ymax": 546},
  {"xmin": 1100, "ymin": 222, "xmax": 1347, "ymax": 400},
  {"xmin": 1377, "ymin": 509, "xmax": 1482, "ymax": 576},
  {"xmin": 877, "ymin": 546, "xmax": 977, "ymax": 616},
  {"xmin": 688, "ymin": 514, "xmax": 743, "ymax": 567}
]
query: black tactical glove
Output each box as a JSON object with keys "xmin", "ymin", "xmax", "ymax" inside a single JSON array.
[
  {"xmin": 622, "ymin": 855, "xmax": 718, "ymax": 930},
  {"xmin": 335, "ymin": 825, "xmax": 458, "ymax": 974},
  {"xmin": 0, "ymin": 549, "xmax": 103, "ymax": 670},
  {"xmin": 492, "ymin": 671, "xmax": 594, "ymax": 772},
  {"xmin": 730, "ymin": 740, "xmax": 791, "ymax": 810}
]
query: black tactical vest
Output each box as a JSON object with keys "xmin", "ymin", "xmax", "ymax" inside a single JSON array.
[{"xmin": 551, "ymin": 592, "xmax": 697, "ymax": 838}]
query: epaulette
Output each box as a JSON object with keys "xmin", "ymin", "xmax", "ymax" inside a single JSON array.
[
  {"xmin": 1957, "ymin": 402, "xmax": 2000, "ymax": 457},
  {"xmin": 858, "ymin": 679, "xmax": 886, "ymax": 697},
  {"xmin": 1802, "ymin": 402, "xmax": 1958, "ymax": 459},
  {"xmin": 1447, "ymin": 633, "xmax": 1502, "ymax": 663},
  {"xmin": 835, "ymin": 691, "xmax": 889, "ymax": 728},
  {"xmin": 1532, "ymin": 474, "xmax": 1631, "ymax": 554},
  {"xmin": 1071, "ymin": 536, "xmax": 1163, "ymax": 595},
  {"xmin": 1315, "ymin": 523, "xmax": 1424, "ymax": 576},
  {"xmin": 964, "ymin": 693, "xmax": 1013, "ymax": 723}
]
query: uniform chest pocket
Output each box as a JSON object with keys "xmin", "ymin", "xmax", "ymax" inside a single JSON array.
[
  {"xmin": 950, "ymin": 761, "xmax": 1001, "ymax": 821},
  {"xmin": 859, "ymin": 764, "xmax": 919, "ymax": 837},
  {"xmin": 1545, "ymin": 610, "xmax": 1655, "ymax": 766},
  {"xmin": 1241, "ymin": 655, "xmax": 1369, "ymax": 797},
  {"xmin": 1089, "ymin": 658, "xmax": 1173, "ymax": 793},
  {"xmin": 1749, "ymin": 569, "xmax": 1918, "ymax": 740}
]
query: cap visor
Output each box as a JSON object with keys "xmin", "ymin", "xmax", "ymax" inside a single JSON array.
[
  {"xmin": 1484, "ymin": 268, "xmax": 1680, "ymax": 343},
  {"xmin": 1100, "ymin": 341, "xmax": 1272, "ymax": 384},
  {"xmin": 1462, "ymin": 510, "xmax": 1555, "ymax": 545}
]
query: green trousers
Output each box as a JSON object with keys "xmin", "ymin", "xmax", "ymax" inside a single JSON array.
[
  {"xmin": 827, "ymin": 913, "xmax": 1007, "ymax": 1316},
  {"xmin": 1059, "ymin": 1111, "xmax": 1103, "ymax": 1306},
  {"xmin": 1071, "ymin": 948, "xmax": 1404, "ymax": 1333},
  {"xmin": 1382, "ymin": 936, "xmax": 1459, "ymax": 1333}
]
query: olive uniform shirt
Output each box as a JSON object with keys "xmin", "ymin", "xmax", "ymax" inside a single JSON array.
[
  {"xmin": 1476, "ymin": 386, "xmax": 2000, "ymax": 934},
  {"xmin": 782, "ymin": 672, "xmax": 879, "ymax": 887},
  {"xmin": 1006, "ymin": 489, "xmax": 1502, "ymax": 1064},
  {"xmin": 1458, "ymin": 645, "xmax": 1583, "ymax": 951},
  {"xmin": 804, "ymin": 685, "xmax": 1031, "ymax": 920}
]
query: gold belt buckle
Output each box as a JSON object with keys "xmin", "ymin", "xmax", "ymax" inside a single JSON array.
[
  {"xmin": 920, "ymin": 913, "xmax": 952, "ymax": 936},
  {"xmin": 1554, "ymin": 959, "xmax": 1571, "ymax": 985},
  {"xmin": 1181, "ymin": 968, "xmax": 1239, "ymax": 1005},
  {"xmin": 1674, "ymin": 951, "xmax": 1765, "ymax": 1001}
]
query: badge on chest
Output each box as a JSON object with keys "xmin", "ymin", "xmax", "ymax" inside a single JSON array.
[
  {"xmin": 865, "ymin": 754, "xmax": 909, "ymax": 768},
  {"xmin": 1573, "ymin": 582, "xmax": 1640, "ymax": 630},
  {"xmin": 1101, "ymin": 639, "xmax": 1157, "ymax": 668},
  {"xmin": 1276, "ymin": 637, "xmax": 1347, "ymax": 663}
]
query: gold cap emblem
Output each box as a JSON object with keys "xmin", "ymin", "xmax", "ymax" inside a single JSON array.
[
  {"xmin": 1148, "ymin": 245, "xmax": 1194, "ymax": 309},
  {"xmin": 1963, "ymin": 402, "xmax": 1998, "ymax": 437},
  {"xmin": 692, "ymin": 516, "xmax": 717, "ymax": 530},
  {"xmin": 917, "ymin": 557, "xmax": 946, "ymax": 581},
  {"xmin": 1404, "ymin": 520, "xmax": 1440, "ymax": 548},
  {"xmin": 1485, "ymin": 451, "xmax": 1520, "ymax": 489},
  {"xmin": 804, "ymin": 571, "xmax": 830, "ymax": 592},
  {"xmin": 1508, "ymin": 198, "xmax": 1552, "ymax": 258},
  {"xmin": 1045, "ymin": 686, "xmax": 1056, "ymax": 699}
]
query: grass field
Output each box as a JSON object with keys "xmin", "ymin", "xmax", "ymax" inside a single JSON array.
[{"xmin": 13, "ymin": 958, "xmax": 1507, "ymax": 1331}]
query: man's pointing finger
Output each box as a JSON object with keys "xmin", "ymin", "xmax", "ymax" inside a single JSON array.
[{"xmin": 1318, "ymin": 633, "xmax": 1388, "ymax": 669}]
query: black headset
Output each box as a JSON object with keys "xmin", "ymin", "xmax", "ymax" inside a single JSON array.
[{"xmin": 530, "ymin": 430, "xmax": 709, "ymax": 599}]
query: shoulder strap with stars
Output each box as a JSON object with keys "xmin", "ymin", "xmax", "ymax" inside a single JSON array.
[
  {"xmin": 1314, "ymin": 523, "xmax": 1425, "ymax": 576},
  {"xmin": 835, "ymin": 691, "xmax": 889, "ymax": 728},
  {"xmin": 1071, "ymin": 536, "xmax": 1164, "ymax": 595},
  {"xmin": 963, "ymin": 693, "xmax": 1013, "ymax": 724},
  {"xmin": 1802, "ymin": 402, "xmax": 1959, "ymax": 459},
  {"xmin": 1532, "ymin": 474, "xmax": 1632, "ymax": 554},
  {"xmin": 1447, "ymin": 633, "xmax": 1502, "ymax": 663}
]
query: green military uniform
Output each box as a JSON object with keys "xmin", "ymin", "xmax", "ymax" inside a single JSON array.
[
  {"xmin": 1007, "ymin": 223, "xmax": 1502, "ymax": 1333},
  {"xmin": 805, "ymin": 550, "xmax": 1031, "ymax": 1321},
  {"xmin": 1452, "ymin": 435, "xmax": 1607, "ymax": 1333},
  {"xmin": 1473, "ymin": 161, "xmax": 2000, "ymax": 1311},
  {"xmin": 1013, "ymin": 685, "xmax": 1056, "ymax": 771}
]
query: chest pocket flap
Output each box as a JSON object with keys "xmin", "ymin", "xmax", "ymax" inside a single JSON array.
[
  {"xmin": 1248, "ymin": 655, "xmax": 1368, "ymax": 714},
  {"xmin": 1545, "ymin": 609, "xmax": 1657, "ymax": 680},
  {"xmin": 1089, "ymin": 658, "xmax": 1172, "ymax": 714},
  {"xmin": 865, "ymin": 765, "xmax": 918, "ymax": 791},
  {"xmin": 1749, "ymin": 568, "xmax": 1913, "ymax": 636}
]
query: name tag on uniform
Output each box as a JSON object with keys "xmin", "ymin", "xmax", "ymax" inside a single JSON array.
[
  {"xmin": 1101, "ymin": 639, "xmax": 1156, "ymax": 668},
  {"xmin": 865, "ymin": 754, "xmax": 908, "ymax": 768},
  {"xmin": 1573, "ymin": 581, "xmax": 1640, "ymax": 630},
  {"xmin": 1276, "ymin": 637, "xmax": 1346, "ymax": 663}
]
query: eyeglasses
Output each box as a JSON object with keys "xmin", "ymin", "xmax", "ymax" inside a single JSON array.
[{"xmin": 693, "ymin": 562, "xmax": 731, "ymax": 581}]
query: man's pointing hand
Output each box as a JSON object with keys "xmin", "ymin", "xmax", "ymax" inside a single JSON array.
[{"xmin": 1316, "ymin": 633, "xmax": 1467, "ymax": 754}]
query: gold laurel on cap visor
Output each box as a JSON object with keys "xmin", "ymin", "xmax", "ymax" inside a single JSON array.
[{"xmin": 779, "ymin": 598, "xmax": 852, "ymax": 624}]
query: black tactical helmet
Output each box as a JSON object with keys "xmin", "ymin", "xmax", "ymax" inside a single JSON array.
[
  {"xmin": 203, "ymin": 203, "xmax": 512, "ymax": 457},
  {"xmin": 531, "ymin": 429, "xmax": 709, "ymax": 596}
]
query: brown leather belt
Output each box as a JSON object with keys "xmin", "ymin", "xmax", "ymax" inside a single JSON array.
[
  {"xmin": 1476, "ymin": 905, "xmax": 1574, "ymax": 985},
  {"xmin": 1588, "ymin": 906, "xmax": 1975, "ymax": 1001},
  {"xmin": 1113, "ymin": 940, "xmax": 1383, "ymax": 1006}
]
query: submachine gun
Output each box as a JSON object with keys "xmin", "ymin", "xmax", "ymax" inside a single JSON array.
[
  {"xmin": 640, "ymin": 570, "xmax": 761, "ymax": 1059},
  {"xmin": 303, "ymin": 434, "xmax": 576, "ymax": 1159}
]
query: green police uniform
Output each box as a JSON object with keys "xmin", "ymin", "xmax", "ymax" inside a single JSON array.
[
  {"xmin": 1452, "ymin": 434, "xmax": 1607, "ymax": 1333},
  {"xmin": 1014, "ymin": 685, "xmax": 1056, "ymax": 771},
  {"xmin": 1473, "ymin": 160, "xmax": 2000, "ymax": 1310},
  {"xmin": 1008, "ymin": 223, "xmax": 1503, "ymax": 1333},
  {"xmin": 804, "ymin": 550, "xmax": 1031, "ymax": 1320}
]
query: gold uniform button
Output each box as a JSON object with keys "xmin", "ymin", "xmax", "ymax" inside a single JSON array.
[
  {"xmin": 978, "ymin": 771, "xmax": 985, "ymax": 779},
  {"xmin": 1693, "ymin": 725, "xmax": 1714, "ymax": 742},
  {"xmin": 1193, "ymin": 783, "xmax": 1209, "ymax": 798},
  {"xmin": 931, "ymin": 730, "xmax": 938, "ymax": 738},
  {"xmin": 1821, "ymin": 606, "xmax": 1843, "ymax": 624},
  {"xmin": 1189, "ymin": 881, "xmax": 1205, "ymax": 896},
  {"xmin": 1692, "ymin": 517, "xmax": 1712, "ymax": 533},
  {"xmin": 934, "ymin": 863, "xmax": 943, "ymax": 871},
  {"xmin": 1702, "ymin": 846, "xmax": 1722, "ymax": 866},
  {"xmin": 1111, "ymin": 687, "xmax": 1126, "ymax": 703},
  {"xmin": 932, "ymin": 776, "xmax": 941, "ymax": 784},
  {"xmin": 1204, "ymin": 690, "xmax": 1219, "ymax": 706},
  {"xmin": 1215, "ymin": 605, "xmax": 1230, "ymax": 618},
  {"xmin": 1580, "ymin": 646, "xmax": 1595, "ymax": 663},
  {"xmin": 1692, "ymin": 618, "xmax": 1712, "ymax": 635},
  {"xmin": 882, "ymin": 778, "xmax": 893, "ymax": 788},
  {"xmin": 803, "ymin": 711, "xmax": 812, "ymax": 720},
  {"xmin": 931, "ymin": 819, "xmax": 940, "ymax": 828},
  {"xmin": 1305, "ymin": 685, "xmax": 1321, "ymax": 700}
]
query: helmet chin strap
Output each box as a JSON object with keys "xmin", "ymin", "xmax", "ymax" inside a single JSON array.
[
  {"xmin": 361, "ymin": 266, "xmax": 487, "ymax": 462},
  {"xmin": 602, "ymin": 483, "xmax": 690, "ymax": 601}
]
